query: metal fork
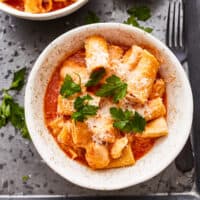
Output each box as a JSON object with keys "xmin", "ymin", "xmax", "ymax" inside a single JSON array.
[
  {"xmin": 166, "ymin": 0, "xmax": 189, "ymax": 73},
  {"xmin": 166, "ymin": 0, "xmax": 194, "ymax": 172}
]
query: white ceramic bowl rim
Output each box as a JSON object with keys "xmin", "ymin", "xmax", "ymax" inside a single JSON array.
[
  {"xmin": 25, "ymin": 23, "xmax": 193, "ymax": 190},
  {"xmin": 0, "ymin": 0, "xmax": 88, "ymax": 20}
]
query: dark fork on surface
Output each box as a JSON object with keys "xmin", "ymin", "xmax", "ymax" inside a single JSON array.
[{"xmin": 166, "ymin": 0, "xmax": 194, "ymax": 173}]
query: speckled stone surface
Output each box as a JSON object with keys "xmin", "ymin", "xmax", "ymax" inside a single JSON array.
[{"xmin": 0, "ymin": 0, "xmax": 194, "ymax": 196}]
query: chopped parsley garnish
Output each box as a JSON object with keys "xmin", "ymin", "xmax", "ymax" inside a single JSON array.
[
  {"xmin": 127, "ymin": 6, "xmax": 151, "ymax": 21},
  {"xmin": 0, "ymin": 68, "xmax": 30, "ymax": 139},
  {"xmin": 110, "ymin": 107, "xmax": 146, "ymax": 133},
  {"xmin": 85, "ymin": 68, "xmax": 106, "ymax": 87},
  {"xmin": 124, "ymin": 5, "xmax": 153, "ymax": 33},
  {"xmin": 9, "ymin": 67, "xmax": 26, "ymax": 91},
  {"xmin": 72, "ymin": 95, "xmax": 98, "ymax": 122},
  {"xmin": 22, "ymin": 175, "xmax": 30, "ymax": 182},
  {"xmin": 60, "ymin": 74, "xmax": 81, "ymax": 98},
  {"xmin": 85, "ymin": 11, "xmax": 100, "ymax": 24},
  {"xmin": 0, "ymin": 91, "xmax": 30, "ymax": 139},
  {"xmin": 95, "ymin": 75, "xmax": 127, "ymax": 103}
]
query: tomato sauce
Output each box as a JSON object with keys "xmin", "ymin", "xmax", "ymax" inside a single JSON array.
[
  {"xmin": 3, "ymin": 0, "xmax": 24, "ymax": 11},
  {"xmin": 2, "ymin": 0, "xmax": 75, "ymax": 12},
  {"xmin": 132, "ymin": 137, "xmax": 156, "ymax": 160},
  {"xmin": 44, "ymin": 67, "xmax": 60, "ymax": 122}
]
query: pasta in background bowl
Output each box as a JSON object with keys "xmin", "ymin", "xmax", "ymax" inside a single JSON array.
[
  {"xmin": 25, "ymin": 23, "xmax": 193, "ymax": 190},
  {"xmin": 0, "ymin": 0, "xmax": 88, "ymax": 20}
]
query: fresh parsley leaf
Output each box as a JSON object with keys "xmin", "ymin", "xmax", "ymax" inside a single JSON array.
[
  {"xmin": 85, "ymin": 68, "xmax": 106, "ymax": 87},
  {"xmin": 9, "ymin": 68, "xmax": 26, "ymax": 91},
  {"xmin": 85, "ymin": 11, "xmax": 100, "ymax": 24},
  {"xmin": 96, "ymin": 75, "xmax": 127, "ymax": 103},
  {"xmin": 128, "ymin": 6, "xmax": 151, "ymax": 21},
  {"xmin": 0, "ymin": 91, "xmax": 30, "ymax": 139},
  {"xmin": 125, "ymin": 5, "xmax": 153, "ymax": 33},
  {"xmin": 22, "ymin": 175, "xmax": 30, "ymax": 182},
  {"xmin": 72, "ymin": 105, "xmax": 98, "ymax": 122},
  {"xmin": 142, "ymin": 27, "xmax": 153, "ymax": 33},
  {"xmin": 74, "ymin": 94, "xmax": 92, "ymax": 110},
  {"xmin": 72, "ymin": 95, "xmax": 98, "ymax": 122},
  {"xmin": 60, "ymin": 75, "xmax": 81, "ymax": 98},
  {"xmin": 131, "ymin": 112, "xmax": 146, "ymax": 132},
  {"xmin": 124, "ymin": 15, "xmax": 140, "ymax": 27},
  {"xmin": 124, "ymin": 15, "xmax": 153, "ymax": 33},
  {"xmin": 0, "ymin": 92, "xmax": 12, "ymax": 128},
  {"xmin": 9, "ymin": 99, "xmax": 30, "ymax": 139},
  {"xmin": 110, "ymin": 107, "xmax": 146, "ymax": 133}
]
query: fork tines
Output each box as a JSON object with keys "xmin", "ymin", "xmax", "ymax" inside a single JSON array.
[{"xmin": 166, "ymin": 0, "xmax": 184, "ymax": 49}]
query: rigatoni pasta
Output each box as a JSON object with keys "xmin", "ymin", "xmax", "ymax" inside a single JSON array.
[{"xmin": 44, "ymin": 35, "xmax": 168, "ymax": 170}]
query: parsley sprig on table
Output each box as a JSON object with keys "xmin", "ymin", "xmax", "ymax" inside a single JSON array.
[
  {"xmin": 85, "ymin": 67, "xmax": 106, "ymax": 87},
  {"xmin": 72, "ymin": 95, "xmax": 99, "ymax": 122},
  {"xmin": 110, "ymin": 107, "xmax": 146, "ymax": 133},
  {"xmin": 124, "ymin": 5, "xmax": 153, "ymax": 33},
  {"xmin": 9, "ymin": 67, "xmax": 26, "ymax": 91},
  {"xmin": 22, "ymin": 175, "xmax": 30, "ymax": 182},
  {"xmin": 60, "ymin": 74, "xmax": 81, "ymax": 98},
  {"xmin": 0, "ymin": 68, "xmax": 30, "ymax": 139},
  {"xmin": 95, "ymin": 75, "xmax": 127, "ymax": 103},
  {"xmin": 127, "ymin": 6, "xmax": 151, "ymax": 21},
  {"xmin": 85, "ymin": 11, "xmax": 100, "ymax": 24}
]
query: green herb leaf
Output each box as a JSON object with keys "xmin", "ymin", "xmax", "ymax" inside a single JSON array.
[
  {"xmin": 85, "ymin": 11, "xmax": 100, "ymax": 24},
  {"xmin": 72, "ymin": 105, "xmax": 98, "ymax": 122},
  {"xmin": 8, "ymin": 99, "xmax": 30, "ymax": 139},
  {"xmin": 124, "ymin": 15, "xmax": 153, "ymax": 33},
  {"xmin": 142, "ymin": 27, "xmax": 153, "ymax": 33},
  {"xmin": 60, "ymin": 75, "xmax": 81, "ymax": 98},
  {"xmin": 9, "ymin": 68, "xmax": 26, "ymax": 91},
  {"xmin": 0, "ymin": 91, "xmax": 30, "ymax": 139},
  {"xmin": 128, "ymin": 6, "xmax": 151, "ymax": 21},
  {"xmin": 74, "ymin": 94, "xmax": 92, "ymax": 110},
  {"xmin": 124, "ymin": 15, "xmax": 140, "ymax": 27},
  {"xmin": 110, "ymin": 107, "xmax": 146, "ymax": 133},
  {"xmin": 0, "ymin": 114, "xmax": 7, "ymax": 128},
  {"xmin": 125, "ymin": 5, "xmax": 153, "ymax": 33},
  {"xmin": 72, "ymin": 95, "xmax": 98, "ymax": 122},
  {"xmin": 96, "ymin": 75, "xmax": 127, "ymax": 103},
  {"xmin": 22, "ymin": 175, "xmax": 30, "ymax": 182},
  {"xmin": 85, "ymin": 68, "xmax": 106, "ymax": 87},
  {"xmin": 131, "ymin": 111, "xmax": 146, "ymax": 132}
]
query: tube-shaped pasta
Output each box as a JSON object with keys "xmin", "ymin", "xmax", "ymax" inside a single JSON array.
[
  {"xmin": 71, "ymin": 121, "xmax": 92, "ymax": 148},
  {"xmin": 85, "ymin": 36, "xmax": 109, "ymax": 73},
  {"xmin": 57, "ymin": 121, "xmax": 73, "ymax": 146},
  {"xmin": 85, "ymin": 142, "xmax": 110, "ymax": 169},
  {"xmin": 106, "ymin": 144, "xmax": 135, "ymax": 168},
  {"xmin": 137, "ymin": 97, "xmax": 166, "ymax": 121},
  {"xmin": 110, "ymin": 136, "xmax": 128, "ymax": 159},
  {"xmin": 136, "ymin": 117, "xmax": 168, "ymax": 138},
  {"xmin": 126, "ymin": 49, "xmax": 159, "ymax": 105},
  {"xmin": 122, "ymin": 45, "xmax": 143, "ymax": 70},
  {"xmin": 150, "ymin": 79, "xmax": 166, "ymax": 99}
]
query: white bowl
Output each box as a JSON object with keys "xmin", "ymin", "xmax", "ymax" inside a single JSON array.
[
  {"xmin": 0, "ymin": 0, "xmax": 88, "ymax": 21},
  {"xmin": 25, "ymin": 23, "xmax": 193, "ymax": 190}
]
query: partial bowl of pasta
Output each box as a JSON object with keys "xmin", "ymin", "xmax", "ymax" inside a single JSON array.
[
  {"xmin": 25, "ymin": 23, "xmax": 193, "ymax": 190},
  {"xmin": 0, "ymin": 0, "xmax": 88, "ymax": 21}
]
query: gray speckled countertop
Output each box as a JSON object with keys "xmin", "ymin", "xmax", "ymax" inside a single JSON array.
[{"xmin": 0, "ymin": 0, "xmax": 195, "ymax": 196}]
